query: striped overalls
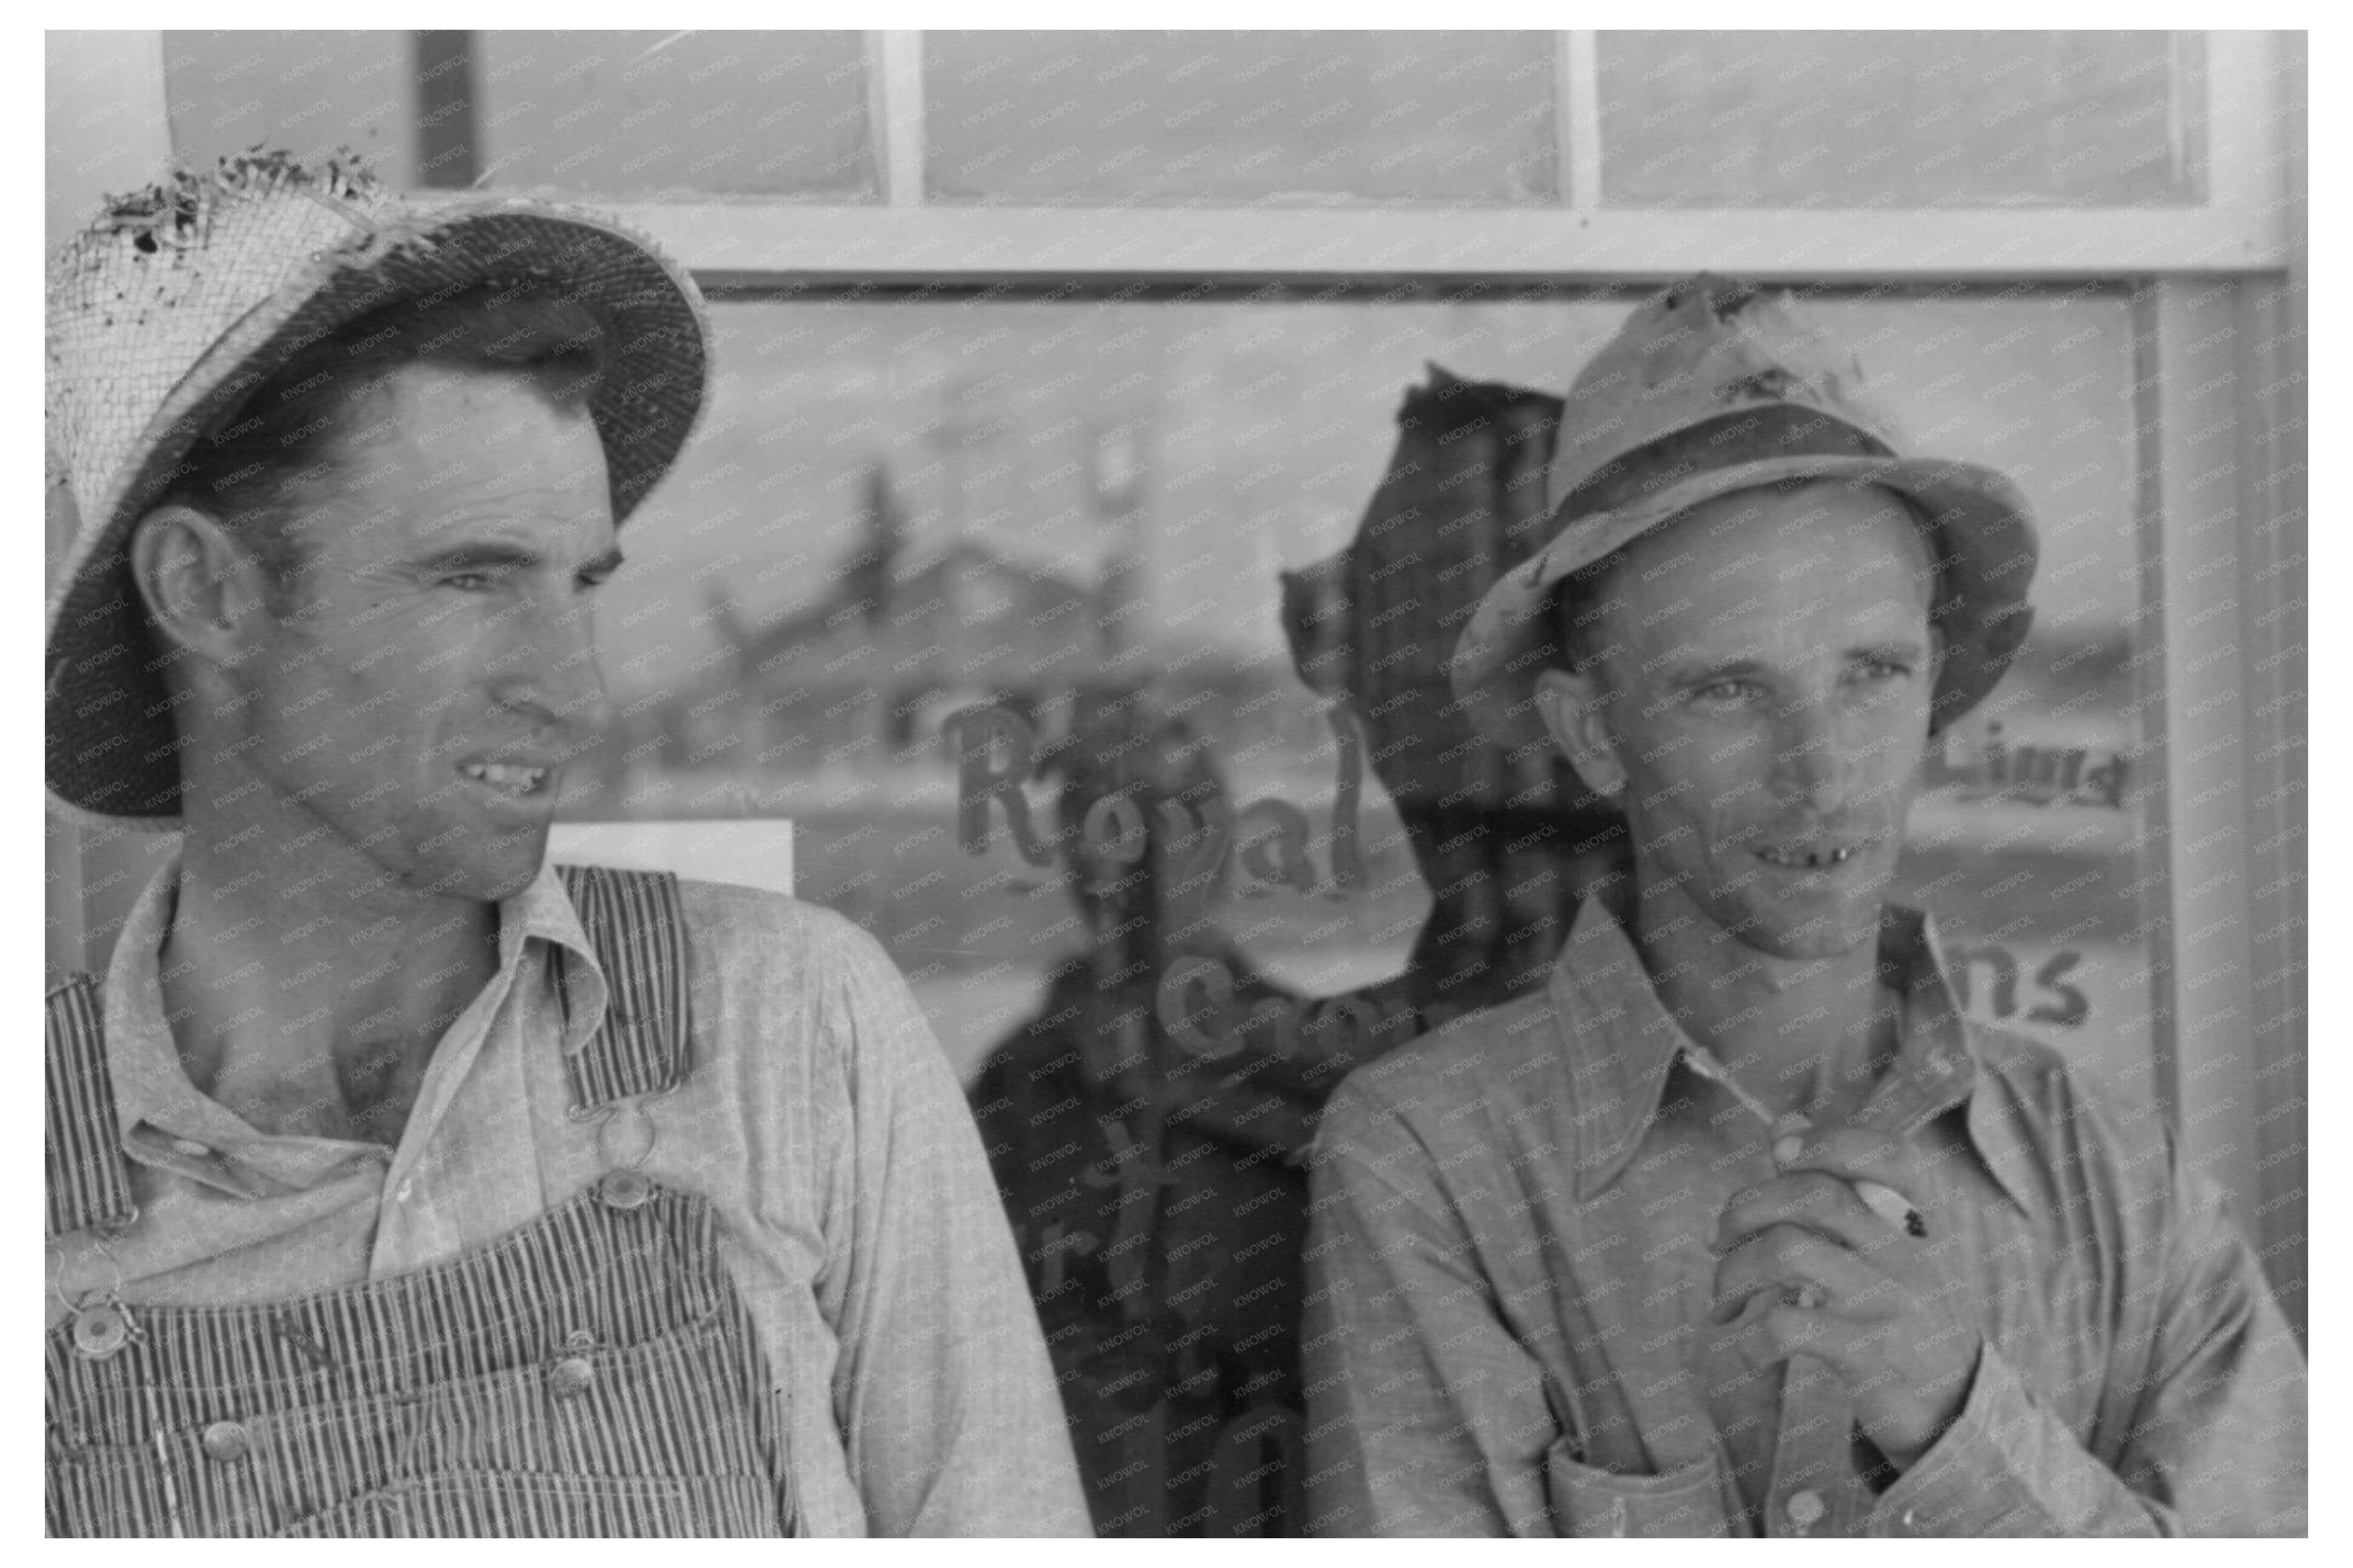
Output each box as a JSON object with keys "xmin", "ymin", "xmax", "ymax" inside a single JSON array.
[{"xmin": 45, "ymin": 867, "xmax": 795, "ymax": 1537}]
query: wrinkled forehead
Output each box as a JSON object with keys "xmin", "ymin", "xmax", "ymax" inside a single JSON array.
[
  {"xmin": 322, "ymin": 363, "xmax": 615, "ymax": 536},
  {"xmin": 1610, "ymin": 481, "xmax": 1939, "ymax": 651},
  {"xmin": 1635, "ymin": 481, "xmax": 1934, "ymax": 598}
]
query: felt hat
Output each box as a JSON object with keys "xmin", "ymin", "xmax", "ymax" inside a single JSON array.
[
  {"xmin": 1449, "ymin": 274, "xmax": 2037, "ymax": 754},
  {"xmin": 45, "ymin": 149, "xmax": 709, "ymax": 826}
]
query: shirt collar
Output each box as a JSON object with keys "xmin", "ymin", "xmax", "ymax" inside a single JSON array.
[
  {"xmin": 1548, "ymin": 897, "xmax": 2030, "ymax": 1211},
  {"xmin": 103, "ymin": 850, "xmax": 606, "ymax": 1196}
]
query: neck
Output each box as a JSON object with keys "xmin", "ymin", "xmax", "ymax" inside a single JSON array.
[
  {"xmin": 1628, "ymin": 870, "xmax": 1897, "ymax": 1124},
  {"xmin": 159, "ymin": 765, "xmax": 502, "ymax": 1147}
]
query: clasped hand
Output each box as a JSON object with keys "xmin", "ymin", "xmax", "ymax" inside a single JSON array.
[{"xmin": 1707, "ymin": 1127, "xmax": 1982, "ymax": 1471}]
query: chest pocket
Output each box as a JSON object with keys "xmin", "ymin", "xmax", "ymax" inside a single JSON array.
[
  {"xmin": 46, "ymin": 867, "xmax": 794, "ymax": 1538},
  {"xmin": 1543, "ymin": 1441, "xmax": 1732, "ymax": 1538}
]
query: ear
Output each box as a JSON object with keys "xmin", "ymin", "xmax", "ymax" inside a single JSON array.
[
  {"xmin": 129, "ymin": 504, "xmax": 274, "ymax": 668},
  {"xmin": 1533, "ymin": 667, "xmax": 1629, "ymax": 800}
]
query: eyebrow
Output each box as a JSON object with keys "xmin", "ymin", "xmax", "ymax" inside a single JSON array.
[
  {"xmin": 411, "ymin": 543, "xmax": 624, "ymax": 579},
  {"xmin": 1669, "ymin": 640, "xmax": 1929, "ymax": 685}
]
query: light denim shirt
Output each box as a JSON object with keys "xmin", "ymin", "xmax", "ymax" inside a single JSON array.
[
  {"xmin": 44, "ymin": 853, "xmax": 1091, "ymax": 1538},
  {"xmin": 1302, "ymin": 898, "xmax": 2306, "ymax": 1537}
]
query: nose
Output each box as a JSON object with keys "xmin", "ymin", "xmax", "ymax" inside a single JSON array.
[
  {"xmin": 1772, "ymin": 694, "xmax": 1852, "ymax": 818},
  {"xmin": 491, "ymin": 592, "xmax": 612, "ymax": 740}
]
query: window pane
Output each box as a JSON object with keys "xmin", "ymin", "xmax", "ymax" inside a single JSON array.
[
  {"xmin": 574, "ymin": 286, "xmax": 2157, "ymax": 1117},
  {"xmin": 1597, "ymin": 30, "xmax": 2203, "ymax": 208},
  {"xmin": 473, "ymin": 30, "xmax": 874, "ymax": 199},
  {"xmin": 924, "ymin": 31, "xmax": 1558, "ymax": 206},
  {"xmin": 164, "ymin": 31, "xmax": 420, "ymax": 189}
]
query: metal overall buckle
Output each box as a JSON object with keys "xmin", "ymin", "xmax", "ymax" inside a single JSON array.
[{"xmin": 50, "ymin": 1231, "xmax": 142, "ymax": 1361}]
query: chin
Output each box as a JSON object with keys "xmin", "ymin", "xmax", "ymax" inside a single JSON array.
[
  {"xmin": 1725, "ymin": 890, "xmax": 1885, "ymax": 961},
  {"xmin": 405, "ymin": 827, "xmax": 550, "ymax": 905}
]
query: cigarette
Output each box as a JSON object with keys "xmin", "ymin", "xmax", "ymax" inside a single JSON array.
[
  {"xmin": 1685, "ymin": 1047, "xmax": 1928, "ymax": 1237},
  {"xmin": 1852, "ymin": 1179, "xmax": 1926, "ymax": 1237},
  {"xmin": 1771, "ymin": 1132, "xmax": 1925, "ymax": 1237}
]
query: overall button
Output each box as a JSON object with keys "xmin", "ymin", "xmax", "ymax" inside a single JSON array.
[
  {"xmin": 1784, "ymin": 1489, "xmax": 1826, "ymax": 1532},
  {"xmin": 549, "ymin": 1356, "xmax": 596, "ymax": 1397},
  {"xmin": 201, "ymin": 1421, "xmax": 252, "ymax": 1463},
  {"xmin": 71, "ymin": 1305, "xmax": 130, "ymax": 1360},
  {"xmin": 598, "ymin": 1169, "xmax": 652, "ymax": 1211}
]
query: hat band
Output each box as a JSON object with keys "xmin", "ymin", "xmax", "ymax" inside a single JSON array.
[{"xmin": 1559, "ymin": 404, "xmax": 1895, "ymax": 525}]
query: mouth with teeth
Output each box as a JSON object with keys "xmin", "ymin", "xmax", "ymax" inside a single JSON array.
[
  {"xmin": 459, "ymin": 761, "xmax": 552, "ymax": 796},
  {"xmin": 1755, "ymin": 842, "xmax": 1866, "ymax": 870}
]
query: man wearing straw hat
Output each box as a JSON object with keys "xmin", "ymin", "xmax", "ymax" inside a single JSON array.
[
  {"xmin": 42, "ymin": 152, "xmax": 1087, "ymax": 1537},
  {"xmin": 1300, "ymin": 276, "xmax": 2304, "ymax": 1536}
]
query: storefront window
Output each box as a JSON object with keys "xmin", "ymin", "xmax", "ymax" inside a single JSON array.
[
  {"xmin": 923, "ymin": 30, "xmax": 1559, "ymax": 206},
  {"xmin": 1596, "ymin": 30, "xmax": 2204, "ymax": 208},
  {"xmin": 571, "ymin": 285, "xmax": 2160, "ymax": 1114},
  {"xmin": 164, "ymin": 31, "xmax": 421, "ymax": 188},
  {"xmin": 470, "ymin": 30, "xmax": 874, "ymax": 198},
  {"xmin": 163, "ymin": 30, "xmax": 876, "ymax": 198}
]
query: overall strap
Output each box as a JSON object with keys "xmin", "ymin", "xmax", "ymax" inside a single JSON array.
[
  {"xmin": 45, "ymin": 870, "xmax": 697, "ymax": 1238},
  {"xmin": 45, "ymin": 976, "xmax": 138, "ymax": 1240},
  {"xmin": 552, "ymin": 865, "xmax": 696, "ymax": 1112}
]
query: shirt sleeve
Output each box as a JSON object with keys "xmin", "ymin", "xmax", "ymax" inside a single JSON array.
[
  {"xmin": 1869, "ymin": 1135, "xmax": 2307, "ymax": 1538},
  {"xmin": 1300, "ymin": 1079, "xmax": 1557, "ymax": 1537},
  {"xmin": 817, "ymin": 924, "xmax": 1092, "ymax": 1537}
]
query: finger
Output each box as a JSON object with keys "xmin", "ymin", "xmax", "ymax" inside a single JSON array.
[
  {"xmin": 1731, "ymin": 1299, "xmax": 1854, "ymax": 1376},
  {"xmin": 1713, "ymin": 1170, "xmax": 1880, "ymax": 1253},
  {"xmin": 1777, "ymin": 1126, "xmax": 1924, "ymax": 1198},
  {"xmin": 1709, "ymin": 1223, "xmax": 1886, "ymax": 1324},
  {"xmin": 1777, "ymin": 1129, "xmax": 1938, "ymax": 1240}
]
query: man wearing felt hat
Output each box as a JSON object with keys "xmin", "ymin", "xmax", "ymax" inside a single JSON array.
[
  {"xmin": 42, "ymin": 152, "xmax": 1087, "ymax": 1537},
  {"xmin": 1300, "ymin": 275, "xmax": 2304, "ymax": 1536}
]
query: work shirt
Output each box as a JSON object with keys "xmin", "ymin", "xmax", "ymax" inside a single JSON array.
[
  {"xmin": 1302, "ymin": 899, "xmax": 2306, "ymax": 1537},
  {"xmin": 42, "ymin": 854, "xmax": 1092, "ymax": 1538}
]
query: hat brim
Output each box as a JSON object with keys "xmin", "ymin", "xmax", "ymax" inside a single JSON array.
[
  {"xmin": 1450, "ymin": 453, "xmax": 2039, "ymax": 755},
  {"xmin": 45, "ymin": 199, "xmax": 709, "ymax": 827}
]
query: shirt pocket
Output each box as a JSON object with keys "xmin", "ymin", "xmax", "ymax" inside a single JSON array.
[{"xmin": 1542, "ymin": 1438, "xmax": 1732, "ymax": 1538}]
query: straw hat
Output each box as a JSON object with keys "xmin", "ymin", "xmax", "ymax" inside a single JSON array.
[
  {"xmin": 46, "ymin": 150, "xmax": 709, "ymax": 826},
  {"xmin": 1450, "ymin": 274, "xmax": 2037, "ymax": 754}
]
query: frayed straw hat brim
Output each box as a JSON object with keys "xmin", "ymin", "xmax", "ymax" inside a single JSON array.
[{"xmin": 1449, "ymin": 451, "xmax": 2039, "ymax": 757}]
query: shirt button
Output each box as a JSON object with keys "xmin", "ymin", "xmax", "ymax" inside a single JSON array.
[
  {"xmin": 396, "ymin": 1178, "xmax": 416, "ymax": 1203},
  {"xmin": 171, "ymin": 1137, "xmax": 212, "ymax": 1159},
  {"xmin": 1900, "ymin": 1507, "xmax": 1919, "ymax": 1532},
  {"xmin": 201, "ymin": 1420, "xmax": 252, "ymax": 1463},
  {"xmin": 1785, "ymin": 1489, "xmax": 1826, "ymax": 1531},
  {"xmin": 549, "ymin": 1356, "xmax": 596, "ymax": 1398},
  {"xmin": 563, "ymin": 1328, "xmax": 597, "ymax": 1354}
]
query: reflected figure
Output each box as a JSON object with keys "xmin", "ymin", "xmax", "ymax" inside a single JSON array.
[
  {"xmin": 972, "ymin": 365, "xmax": 1646, "ymax": 1537},
  {"xmin": 969, "ymin": 690, "xmax": 1308, "ymax": 1536},
  {"xmin": 1283, "ymin": 367, "xmax": 1629, "ymax": 1028}
]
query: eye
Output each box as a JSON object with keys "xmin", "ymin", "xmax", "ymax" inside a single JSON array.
[
  {"xmin": 1693, "ymin": 678, "xmax": 1755, "ymax": 703},
  {"xmin": 441, "ymin": 570, "xmax": 495, "ymax": 591}
]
